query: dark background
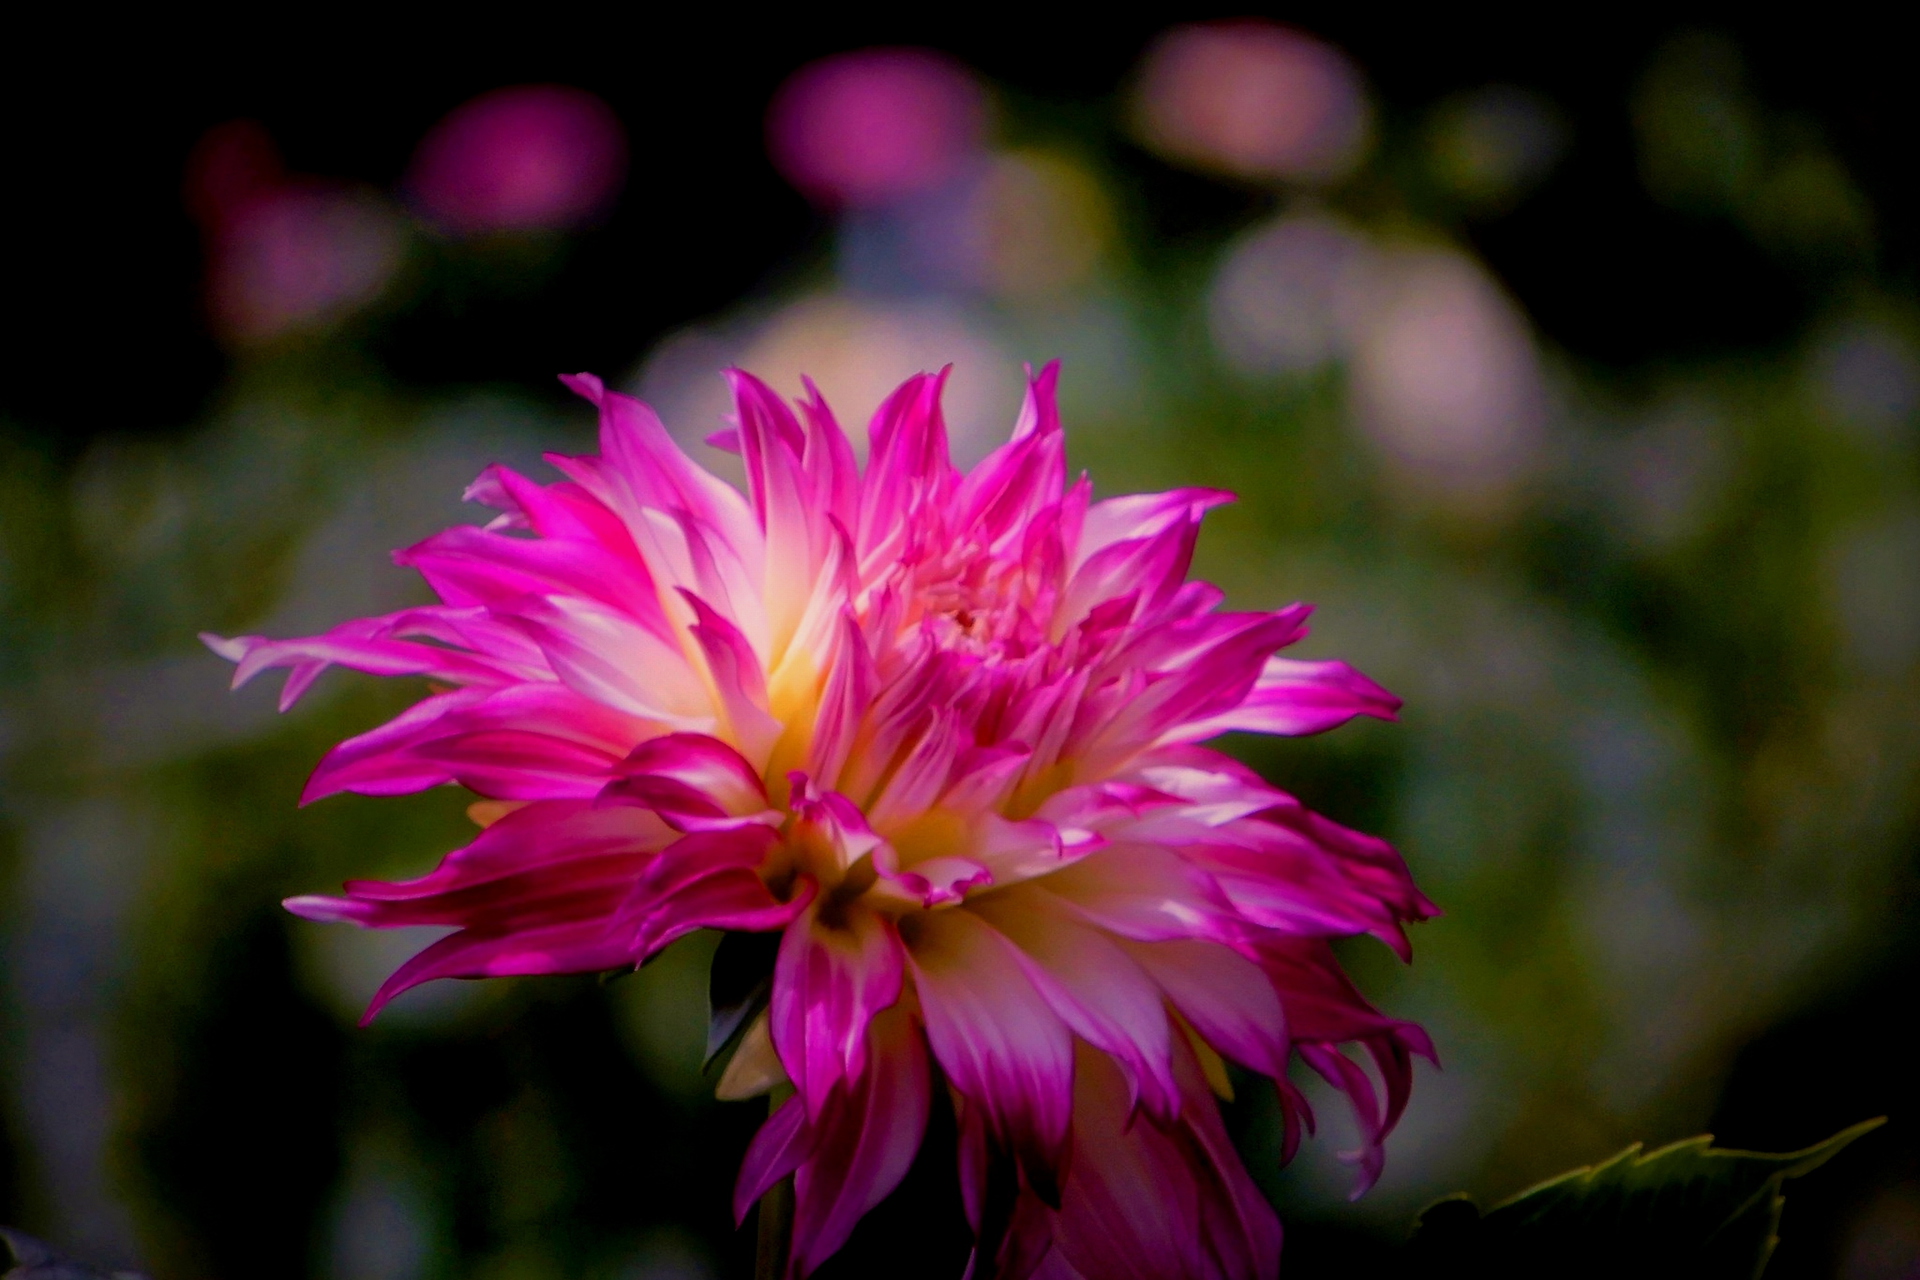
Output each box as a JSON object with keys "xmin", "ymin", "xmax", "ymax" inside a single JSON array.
[{"xmin": 9, "ymin": 10, "xmax": 1918, "ymax": 445}]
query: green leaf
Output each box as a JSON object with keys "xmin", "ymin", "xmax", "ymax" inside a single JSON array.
[
  {"xmin": 704, "ymin": 930, "xmax": 780, "ymax": 1072},
  {"xmin": 1409, "ymin": 1117, "xmax": 1884, "ymax": 1280}
]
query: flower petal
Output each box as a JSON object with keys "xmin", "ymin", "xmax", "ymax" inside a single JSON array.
[
  {"xmin": 789, "ymin": 1002, "xmax": 931, "ymax": 1275},
  {"xmin": 681, "ymin": 589, "xmax": 784, "ymax": 769},
  {"xmin": 773, "ymin": 897, "xmax": 906, "ymax": 1121},
  {"xmin": 970, "ymin": 887, "xmax": 1180, "ymax": 1122},
  {"xmin": 906, "ymin": 907, "xmax": 1072, "ymax": 1203},
  {"xmin": 599, "ymin": 731, "xmax": 774, "ymax": 830},
  {"xmin": 1170, "ymin": 655, "xmax": 1402, "ymax": 742}
]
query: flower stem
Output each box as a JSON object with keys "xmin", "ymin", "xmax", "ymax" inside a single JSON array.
[
  {"xmin": 754, "ymin": 1176, "xmax": 795, "ymax": 1280},
  {"xmin": 755, "ymin": 1086, "xmax": 796, "ymax": 1280}
]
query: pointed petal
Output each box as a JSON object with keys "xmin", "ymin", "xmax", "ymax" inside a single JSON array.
[
  {"xmin": 857, "ymin": 370, "xmax": 956, "ymax": 563},
  {"xmin": 507, "ymin": 594, "xmax": 714, "ymax": 726},
  {"xmin": 773, "ymin": 897, "xmax": 906, "ymax": 1121},
  {"xmin": 1119, "ymin": 937, "xmax": 1290, "ymax": 1079},
  {"xmin": 676, "ymin": 589, "xmax": 783, "ymax": 769},
  {"xmin": 906, "ymin": 907, "xmax": 1072, "ymax": 1203},
  {"xmin": 734, "ymin": 1093, "xmax": 817, "ymax": 1225},
  {"xmin": 559, "ymin": 372, "xmax": 760, "ymax": 566},
  {"xmin": 970, "ymin": 888, "xmax": 1179, "ymax": 1121},
  {"xmin": 789, "ymin": 1002, "xmax": 931, "ymax": 1275},
  {"xmin": 1171, "ymin": 656, "xmax": 1402, "ymax": 741}
]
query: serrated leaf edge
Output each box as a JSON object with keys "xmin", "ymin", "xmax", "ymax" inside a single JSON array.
[{"xmin": 1485, "ymin": 1116, "xmax": 1886, "ymax": 1222}]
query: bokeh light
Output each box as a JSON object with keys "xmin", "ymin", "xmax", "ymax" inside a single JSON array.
[
  {"xmin": 638, "ymin": 293, "xmax": 1019, "ymax": 467},
  {"xmin": 1208, "ymin": 211, "xmax": 1371, "ymax": 376},
  {"xmin": 188, "ymin": 121, "xmax": 404, "ymax": 346},
  {"xmin": 405, "ymin": 85, "xmax": 627, "ymax": 236},
  {"xmin": 1812, "ymin": 321, "xmax": 1920, "ymax": 450},
  {"xmin": 1424, "ymin": 85, "xmax": 1568, "ymax": 210},
  {"xmin": 1344, "ymin": 249, "xmax": 1547, "ymax": 502},
  {"xmin": 950, "ymin": 149, "xmax": 1113, "ymax": 302},
  {"xmin": 1827, "ymin": 512, "xmax": 1920, "ymax": 678},
  {"xmin": 766, "ymin": 49, "xmax": 989, "ymax": 209},
  {"xmin": 1602, "ymin": 401, "xmax": 1732, "ymax": 552},
  {"xmin": 1130, "ymin": 21, "xmax": 1371, "ymax": 184},
  {"xmin": 838, "ymin": 148, "xmax": 1114, "ymax": 303}
]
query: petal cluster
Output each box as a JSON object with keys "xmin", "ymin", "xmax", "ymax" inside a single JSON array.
[{"xmin": 209, "ymin": 363, "xmax": 1435, "ymax": 1279}]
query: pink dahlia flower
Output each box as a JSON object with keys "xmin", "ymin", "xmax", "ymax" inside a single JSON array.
[{"xmin": 207, "ymin": 363, "xmax": 1435, "ymax": 1278}]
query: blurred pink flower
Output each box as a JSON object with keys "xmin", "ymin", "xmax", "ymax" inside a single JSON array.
[
  {"xmin": 769, "ymin": 49, "xmax": 989, "ymax": 208},
  {"xmin": 187, "ymin": 120, "xmax": 404, "ymax": 345},
  {"xmin": 406, "ymin": 85, "xmax": 627, "ymax": 236},
  {"xmin": 208, "ymin": 364, "xmax": 1434, "ymax": 1277},
  {"xmin": 1132, "ymin": 22, "xmax": 1372, "ymax": 184}
]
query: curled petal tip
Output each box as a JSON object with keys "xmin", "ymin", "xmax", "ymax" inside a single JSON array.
[
  {"xmin": 283, "ymin": 893, "xmax": 354, "ymax": 922},
  {"xmin": 558, "ymin": 371, "xmax": 605, "ymax": 402},
  {"xmin": 199, "ymin": 630, "xmax": 247, "ymax": 663}
]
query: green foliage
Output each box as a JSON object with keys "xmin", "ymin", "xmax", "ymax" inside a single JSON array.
[{"xmin": 1409, "ymin": 1118, "xmax": 1884, "ymax": 1279}]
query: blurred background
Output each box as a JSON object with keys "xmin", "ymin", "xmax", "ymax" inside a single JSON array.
[{"xmin": 3, "ymin": 10, "xmax": 1918, "ymax": 1279}]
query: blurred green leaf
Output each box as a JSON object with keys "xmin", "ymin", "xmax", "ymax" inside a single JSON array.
[
  {"xmin": 1409, "ymin": 1118, "xmax": 1884, "ymax": 1279},
  {"xmin": 704, "ymin": 930, "xmax": 780, "ymax": 1071}
]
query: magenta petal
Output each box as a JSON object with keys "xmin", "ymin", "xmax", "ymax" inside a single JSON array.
[
  {"xmin": 623, "ymin": 825, "xmax": 801, "ymax": 961},
  {"xmin": 735, "ymin": 1092, "xmax": 818, "ymax": 1226},
  {"xmin": 954, "ymin": 363, "xmax": 1066, "ymax": 553},
  {"xmin": 857, "ymin": 369, "xmax": 957, "ymax": 561},
  {"xmin": 394, "ymin": 522, "xmax": 665, "ymax": 634},
  {"xmin": 772, "ymin": 898, "xmax": 906, "ymax": 1121},
  {"xmin": 1188, "ymin": 808, "xmax": 1437, "ymax": 958},
  {"xmin": 1174, "ymin": 655, "xmax": 1403, "ymax": 742},
  {"xmin": 789, "ymin": 1003, "xmax": 931, "ymax": 1275},
  {"xmin": 1037, "ymin": 844, "xmax": 1239, "ymax": 944},
  {"xmin": 559, "ymin": 372, "xmax": 760, "ymax": 565},
  {"xmin": 907, "ymin": 907, "xmax": 1073, "ymax": 1203},
  {"xmin": 301, "ymin": 689, "xmax": 485, "ymax": 800},
  {"xmin": 205, "ymin": 605, "xmax": 541, "ymax": 710},
  {"xmin": 1120, "ymin": 937, "xmax": 1290, "ymax": 1080},
  {"xmin": 865, "ymin": 707, "xmax": 965, "ymax": 831},
  {"xmin": 805, "ymin": 610, "xmax": 877, "ymax": 791},
  {"xmin": 507, "ymin": 594, "xmax": 712, "ymax": 725},
  {"xmin": 795, "ymin": 377, "xmax": 861, "ymax": 536},
  {"xmin": 306, "ymin": 683, "xmax": 656, "ymax": 804},
  {"xmin": 462, "ymin": 462, "xmax": 634, "ymax": 551},
  {"xmin": 1045, "ymin": 1041, "xmax": 1280, "ymax": 1280},
  {"xmin": 729, "ymin": 368, "xmax": 831, "ymax": 656},
  {"xmin": 866, "ymin": 855, "xmax": 993, "ymax": 910},
  {"xmin": 600, "ymin": 731, "xmax": 772, "ymax": 829},
  {"xmin": 1047, "ymin": 1047, "xmax": 1204, "ymax": 1280},
  {"xmin": 1073, "ymin": 486, "xmax": 1233, "ymax": 570},
  {"xmin": 679, "ymin": 589, "xmax": 783, "ymax": 767},
  {"xmin": 1055, "ymin": 512, "xmax": 1198, "ymax": 636},
  {"xmin": 359, "ymin": 918, "xmax": 630, "ymax": 1023},
  {"xmin": 970, "ymin": 888, "xmax": 1180, "ymax": 1121}
]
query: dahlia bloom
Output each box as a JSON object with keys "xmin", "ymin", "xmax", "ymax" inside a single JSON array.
[{"xmin": 208, "ymin": 364, "xmax": 1435, "ymax": 1278}]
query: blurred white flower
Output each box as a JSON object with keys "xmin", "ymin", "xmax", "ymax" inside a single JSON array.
[
  {"xmin": 1130, "ymin": 21, "xmax": 1371, "ymax": 184},
  {"xmin": 637, "ymin": 293, "xmax": 1020, "ymax": 467},
  {"xmin": 1344, "ymin": 249, "xmax": 1548, "ymax": 502},
  {"xmin": 1208, "ymin": 211, "xmax": 1371, "ymax": 375}
]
